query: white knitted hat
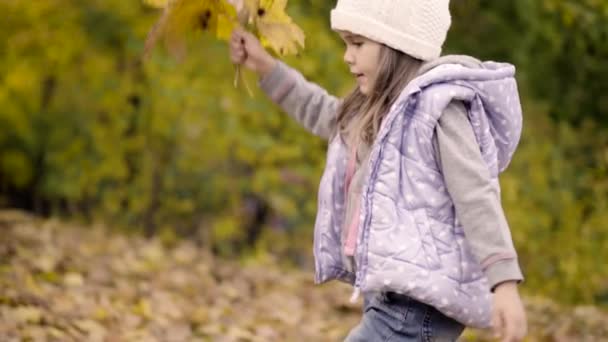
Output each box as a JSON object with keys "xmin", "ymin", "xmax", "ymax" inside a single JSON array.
[{"xmin": 330, "ymin": 0, "xmax": 452, "ymax": 61}]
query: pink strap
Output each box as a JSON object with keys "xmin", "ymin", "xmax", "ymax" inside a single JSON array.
[
  {"xmin": 344, "ymin": 145, "xmax": 358, "ymax": 197},
  {"xmin": 344, "ymin": 201, "xmax": 361, "ymax": 256},
  {"xmin": 343, "ymin": 144, "xmax": 361, "ymax": 257}
]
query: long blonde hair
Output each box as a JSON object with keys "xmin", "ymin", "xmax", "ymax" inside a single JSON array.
[{"xmin": 337, "ymin": 45, "xmax": 423, "ymax": 148}]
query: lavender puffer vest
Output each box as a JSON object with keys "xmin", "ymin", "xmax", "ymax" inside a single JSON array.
[{"xmin": 313, "ymin": 62, "xmax": 523, "ymax": 328}]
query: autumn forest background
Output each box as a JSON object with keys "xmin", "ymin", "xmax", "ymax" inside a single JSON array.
[{"xmin": 1, "ymin": 0, "xmax": 608, "ymax": 340}]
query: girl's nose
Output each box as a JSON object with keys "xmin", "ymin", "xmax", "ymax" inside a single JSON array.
[{"xmin": 343, "ymin": 47, "xmax": 355, "ymax": 66}]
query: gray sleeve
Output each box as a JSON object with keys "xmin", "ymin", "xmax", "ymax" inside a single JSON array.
[
  {"xmin": 258, "ymin": 60, "xmax": 341, "ymax": 140},
  {"xmin": 434, "ymin": 101, "xmax": 524, "ymax": 291}
]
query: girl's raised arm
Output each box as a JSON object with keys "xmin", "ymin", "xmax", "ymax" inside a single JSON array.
[
  {"xmin": 230, "ymin": 28, "xmax": 340, "ymax": 140},
  {"xmin": 258, "ymin": 61, "xmax": 341, "ymax": 140}
]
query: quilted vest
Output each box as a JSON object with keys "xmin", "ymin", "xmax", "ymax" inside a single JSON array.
[{"xmin": 312, "ymin": 61, "xmax": 523, "ymax": 328}]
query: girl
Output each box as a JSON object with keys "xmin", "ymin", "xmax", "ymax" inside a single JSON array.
[{"xmin": 229, "ymin": 1, "xmax": 527, "ymax": 341}]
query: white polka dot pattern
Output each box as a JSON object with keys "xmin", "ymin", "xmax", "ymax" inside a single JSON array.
[{"xmin": 312, "ymin": 61, "xmax": 523, "ymax": 329}]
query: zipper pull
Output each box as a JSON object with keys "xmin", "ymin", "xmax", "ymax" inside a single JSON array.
[{"xmin": 349, "ymin": 286, "xmax": 361, "ymax": 303}]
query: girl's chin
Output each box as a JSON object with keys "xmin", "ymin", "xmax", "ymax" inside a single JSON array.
[{"xmin": 357, "ymin": 78, "xmax": 371, "ymax": 95}]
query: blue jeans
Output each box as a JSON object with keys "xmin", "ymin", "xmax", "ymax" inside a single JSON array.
[{"xmin": 344, "ymin": 292, "xmax": 465, "ymax": 342}]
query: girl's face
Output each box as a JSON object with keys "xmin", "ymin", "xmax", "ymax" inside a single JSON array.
[{"xmin": 338, "ymin": 30, "xmax": 382, "ymax": 95}]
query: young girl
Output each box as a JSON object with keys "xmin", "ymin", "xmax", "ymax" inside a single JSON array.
[{"xmin": 230, "ymin": 1, "xmax": 527, "ymax": 340}]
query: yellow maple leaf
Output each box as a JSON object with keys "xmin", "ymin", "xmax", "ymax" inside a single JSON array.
[
  {"xmin": 144, "ymin": 0, "xmax": 237, "ymax": 59},
  {"xmin": 243, "ymin": 0, "xmax": 305, "ymax": 56}
]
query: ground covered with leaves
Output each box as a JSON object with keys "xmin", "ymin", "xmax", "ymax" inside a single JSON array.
[{"xmin": 1, "ymin": 210, "xmax": 607, "ymax": 341}]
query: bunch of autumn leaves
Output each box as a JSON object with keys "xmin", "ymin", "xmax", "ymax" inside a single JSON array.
[{"xmin": 144, "ymin": 0, "xmax": 305, "ymax": 59}]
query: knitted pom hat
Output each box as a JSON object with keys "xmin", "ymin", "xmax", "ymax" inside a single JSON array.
[{"xmin": 330, "ymin": 0, "xmax": 452, "ymax": 61}]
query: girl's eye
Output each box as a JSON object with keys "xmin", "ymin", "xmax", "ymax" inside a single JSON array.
[{"xmin": 353, "ymin": 42, "xmax": 363, "ymax": 47}]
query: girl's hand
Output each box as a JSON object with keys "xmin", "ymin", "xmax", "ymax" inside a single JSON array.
[
  {"xmin": 230, "ymin": 27, "xmax": 276, "ymax": 78},
  {"xmin": 491, "ymin": 281, "xmax": 527, "ymax": 341}
]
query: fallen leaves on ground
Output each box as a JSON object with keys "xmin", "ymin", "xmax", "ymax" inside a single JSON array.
[{"xmin": 0, "ymin": 210, "xmax": 606, "ymax": 341}]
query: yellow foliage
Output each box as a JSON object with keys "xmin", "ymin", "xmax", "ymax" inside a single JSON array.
[
  {"xmin": 144, "ymin": 0, "xmax": 238, "ymax": 59},
  {"xmin": 243, "ymin": 0, "xmax": 305, "ymax": 56},
  {"xmin": 144, "ymin": 0, "xmax": 305, "ymax": 58},
  {"xmin": 143, "ymin": 0, "xmax": 169, "ymax": 8}
]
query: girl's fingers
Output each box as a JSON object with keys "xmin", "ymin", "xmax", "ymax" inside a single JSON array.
[
  {"xmin": 491, "ymin": 311, "xmax": 504, "ymax": 339},
  {"xmin": 238, "ymin": 29, "xmax": 256, "ymax": 46},
  {"xmin": 503, "ymin": 315, "xmax": 514, "ymax": 340},
  {"xmin": 231, "ymin": 50, "xmax": 245, "ymax": 64},
  {"xmin": 230, "ymin": 47, "xmax": 240, "ymax": 60},
  {"xmin": 501, "ymin": 316, "xmax": 523, "ymax": 342},
  {"xmin": 230, "ymin": 33, "xmax": 247, "ymax": 54},
  {"xmin": 229, "ymin": 38, "xmax": 245, "ymax": 54},
  {"xmin": 230, "ymin": 40, "xmax": 242, "ymax": 51},
  {"xmin": 230, "ymin": 32, "xmax": 242, "ymax": 49},
  {"xmin": 232, "ymin": 27, "xmax": 249, "ymax": 44},
  {"xmin": 230, "ymin": 32, "xmax": 239, "ymax": 45},
  {"xmin": 237, "ymin": 50, "xmax": 245, "ymax": 61},
  {"xmin": 230, "ymin": 27, "xmax": 253, "ymax": 65}
]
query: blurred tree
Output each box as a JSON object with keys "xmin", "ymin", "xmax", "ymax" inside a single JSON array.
[
  {"xmin": 448, "ymin": 0, "xmax": 608, "ymax": 126},
  {"xmin": 0, "ymin": 0, "xmax": 606, "ymax": 306}
]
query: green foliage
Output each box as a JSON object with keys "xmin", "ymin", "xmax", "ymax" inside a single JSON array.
[
  {"xmin": 448, "ymin": 0, "xmax": 608, "ymax": 126},
  {"xmin": 500, "ymin": 101, "xmax": 608, "ymax": 305},
  {"xmin": 0, "ymin": 0, "xmax": 607, "ymax": 308},
  {"xmin": 0, "ymin": 0, "xmax": 347, "ymax": 251}
]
